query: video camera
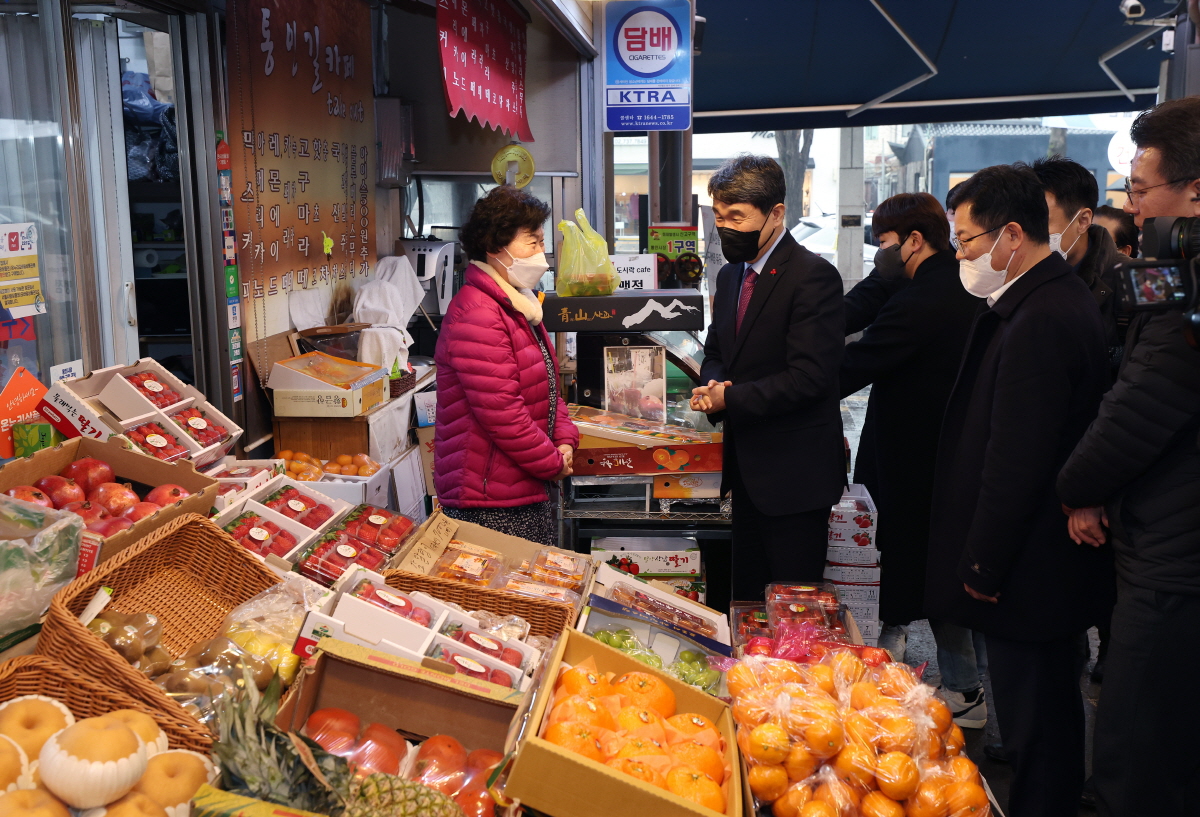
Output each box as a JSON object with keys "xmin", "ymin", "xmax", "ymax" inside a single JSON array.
[{"xmin": 1116, "ymin": 216, "xmax": 1200, "ymax": 345}]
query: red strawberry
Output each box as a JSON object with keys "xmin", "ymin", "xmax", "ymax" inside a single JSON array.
[
  {"xmin": 409, "ymin": 607, "xmax": 432, "ymax": 627},
  {"xmin": 488, "ymin": 669, "xmax": 513, "ymax": 688},
  {"xmin": 499, "ymin": 647, "xmax": 523, "ymax": 667}
]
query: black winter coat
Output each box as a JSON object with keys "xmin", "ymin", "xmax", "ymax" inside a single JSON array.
[
  {"xmin": 1057, "ymin": 309, "xmax": 1200, "ymax": 595},
  {"xmin": 700, "ymin": 231, "xmax": 846, "ymax": 514},
  {"xmin": 845, "ymin": 269, "xmax": 912, "ymax": 335},
  {"xmin": 1074, "ymin": 224, "xmax": 1126, "ymax": 370},
  {"xmin": 926, "ymin": 253, "xmax": 1114, "ymax": 640},
  {"xmin": 839, "ymin": 251, "xmax": 982, "ymax": 624}
]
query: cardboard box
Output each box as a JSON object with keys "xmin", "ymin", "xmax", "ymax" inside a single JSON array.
[
  {"xmin": 574, "ymin": 443, "xmax": 723, "ymax": 476},
  {"xmin": 12, "ymin": 422, "xmax": 64, "ymax": 457},
  {"xmin": 313, "ymin": 450, "xmax": 399, "ymax": 507},
  {"xmin": 414, "ymin": 390, "xmax": 437, "ymax": 427},
  {"xmin": 0, "ymin": 436, "xmax": 217, "ymax": 566},
  {"xmin": 831, "ymin": 582, "xmax": 881, "ymax": 604},
  {"xmin": 653, "ymin": 473, "xmax": 722, "ymax": 499},
  {"xmin": 829, "ymin": 484, "xmax": 878, "ymax": 533},
  {"xmin": 591, "ymin": 547, "xmax": 702, "ymax": 577},
  {"xmin": 591, "ymin": 563, "xmax": 730, "ymax": 644},
  {"xmin": 823, "ymin": 564, "xmax": 881, "ymax": 584},
  {"xmin": 507, "ymin": 628, "xmax": 741, "ymax": 817},
  {"xmin": 845, "ymin": 601, "xmax": 880, "ymax": 622},
  {"xmin": 828, "ymin": 527, "xmax": 875, "ymax": 546},
  {"xmin": 657, "ymin": 576, "xmax": 707, "ymax": 605},
  {"xmin": 856, "ymin": 618, "xmax": 882, "ymax": 639},
  {"xmin": 416, "ymin": 425, "xmax": 436, "ymax": 495},
  {"xmin": 826, "ymin": 545, "xmax": 880, "ymax": 566},
  {"xmin": 270, "ymin": 352, "xmax": 389, "ymax": 417},
  {"xmin": 277, "ymin": 637, "xmax": 523, "ymax": 749},
  {"xmin": 541, "ymin": 289, "xmax": 706, "ymax": 332}
]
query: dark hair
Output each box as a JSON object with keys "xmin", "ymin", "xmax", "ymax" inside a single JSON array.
[
  {"xmin": 1095, "ymin": 204, "xmax": 1139, "ymax": 255},
  {"xmin": 946, "ymin": 182, "xmax": 963, "ymax": 211},
  {"xmin": 460, "ymin": 185, "xmax": 551, "ymax": 261},
  {"xmin": 1031, "ymin": 156, "xmax": 1099, "ymax": 218},
  {"xmin": 953, "ymin": 163, "xmax": 1050, "ymax": 244},
  {"xmin": 707, "ymin": 154, "xmax": 785, "ymax": 215},
  {"xmin": 872, "ymin": 193, "xmax": 951, "ymax": 253},
  {"xmin": 1130, "ymin": 97, "xmax": 1200, "ymax": 189}
]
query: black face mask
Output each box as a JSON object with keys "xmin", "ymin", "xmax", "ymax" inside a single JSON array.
[
  {"xmin": 873, "ymin": 240, "xmax": 913, "ymax": 280},
  {"xmin": 717, "ymin": 208, "xmax": 778, "ymax": 264}
]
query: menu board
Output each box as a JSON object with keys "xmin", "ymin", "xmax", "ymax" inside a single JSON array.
[{"xmin": 227, "ymin": 0, "xmax": 377, "ymax": 355}]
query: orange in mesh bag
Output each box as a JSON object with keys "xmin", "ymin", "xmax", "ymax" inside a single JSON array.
[{"xmin": 820, "ymin": 648, "xmax": 868, "ymax": 694}]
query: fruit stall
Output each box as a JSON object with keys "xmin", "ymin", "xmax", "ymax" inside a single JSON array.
[{"xmin": 0, "ymin": 350, "xmax": 987, "ymax": 817}]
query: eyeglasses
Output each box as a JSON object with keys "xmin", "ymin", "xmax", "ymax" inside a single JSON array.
[
  {"xmin": 951, "ymin": 225, "xmax": 1001, "ymax": 252},
  {"xmin": 1124, "ymin": 176, "xmax": 1196, "ymax": 204}
]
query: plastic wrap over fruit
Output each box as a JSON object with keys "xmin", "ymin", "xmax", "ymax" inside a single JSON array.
[
  {"xmin": 222, "ymin": 576, "xmax": 326, "ymax": 686},
  {"xmin": 408, "ymin": 734, "xmax": 505, "ymax": 817},
  {"xmin": 555, "ymin": 209, "xmax": 620, "ymax": 297},
  {"xmin": 0, "ymin": 497, "xmax": 83, "ymax": 641}
]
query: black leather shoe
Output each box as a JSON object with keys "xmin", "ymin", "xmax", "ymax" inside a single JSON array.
[{"xmin": 982, "ymin": 742, "xmax": 1009, "ymax": 764}]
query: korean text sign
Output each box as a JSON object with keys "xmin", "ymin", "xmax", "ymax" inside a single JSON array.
[
  {"xmin": 227, "ymin": 0, "xmax": 376, "ymax": 351},
  {"xmin": 437, "ymin": 0, "xmax": 534, "ymax": 141},
  {"xmin": 604, "ymin": 0, "xmax": 691, "ymax": 131}
]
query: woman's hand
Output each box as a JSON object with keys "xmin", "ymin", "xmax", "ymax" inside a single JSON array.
[{"xmin": 553, "ymin": 445, "xmax": 574, "ymax": 481}]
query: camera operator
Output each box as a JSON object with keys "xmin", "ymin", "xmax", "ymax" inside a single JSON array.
[{"xmin": 1056, "ymin": 97, "xmax": 1200, "ymax": 817}]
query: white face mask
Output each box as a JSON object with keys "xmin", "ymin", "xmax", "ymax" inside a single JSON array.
[
  {"xmin": 497, "ymin": 248, "xmax": 549, "ymax": 289},
  {"xmin": 1048, "ymin": 210, "xmax": 1082, "ymax": 259},
  {"xmin": 959, "ymin": 229, "xmax": 1013, "ymax": 298}
]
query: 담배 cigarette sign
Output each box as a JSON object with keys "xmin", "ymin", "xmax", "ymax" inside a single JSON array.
[
  {"xmin": 603, "ymin": 0, "xmax": 691, "ymax": 132},
  {"xmin": 0, "ymin": 224, "xmax": 45, "ymax": 320}
]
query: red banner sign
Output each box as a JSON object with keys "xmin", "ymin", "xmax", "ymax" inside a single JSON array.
[{"xmin": 437, "ymin": 0, "xmax": 534, "ymax": 142}]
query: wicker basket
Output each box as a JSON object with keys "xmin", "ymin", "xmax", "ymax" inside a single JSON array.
[
  {"xmin": 0, "ymin": 655, "xmax": 211, "ymax": 753},
  {"xmin": 382, "ymin": 569, "xmax": 576, "ymax": 639},
  {"xmin": 37, "ymin": 513, "xmax": 282, "ymax": 751},
  {"xmin": 389, "ymin": 370, "xmax": 417, "ymax": 398}
]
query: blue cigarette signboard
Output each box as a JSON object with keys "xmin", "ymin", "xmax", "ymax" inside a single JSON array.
[{"xmin": 604, "ymin": 0, "xmax": 691, "ymax": 132}]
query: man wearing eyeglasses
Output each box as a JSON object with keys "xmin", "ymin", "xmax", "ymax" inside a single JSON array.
[
  {"xmin": 927, "ymin": 163, "xmax": 1111, "ymax": 817},
  {"xmin": 1057, "ymin": 97, "xmax": 1200, "ymax": 817}
]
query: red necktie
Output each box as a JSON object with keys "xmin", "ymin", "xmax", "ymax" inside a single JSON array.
[{"xmin": 735, "ymin": 268, "xmax": 758, "ymax": 335}]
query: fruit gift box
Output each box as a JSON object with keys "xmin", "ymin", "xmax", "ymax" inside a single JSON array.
[
  {"xmin": 35, "ymin": 513, "xmax": 283, "ymax": 751},
  {"xmin": 507, "ymin": 628, "xmax": 742, "ymax": 817}
]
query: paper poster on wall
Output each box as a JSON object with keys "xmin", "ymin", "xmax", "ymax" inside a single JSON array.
[
  {"xmin": 604, "ymin": 345, "xmax": 666, "ymax": 423},
  {"xmin": 227, "ymin": 0, "xmax": 377, "ymax": 373},
  {"xmin": 0, "ymin": 224, "xmax": 46, "ymax": 320}
]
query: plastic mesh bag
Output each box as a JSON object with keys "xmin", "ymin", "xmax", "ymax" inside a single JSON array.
[
  {"xmin": 555, "ymin": 208, "xmax": 620, "ymax": 296},
  {"xmin": 0, "ymin": 497, "xmax": 82, "ymax": 641}
]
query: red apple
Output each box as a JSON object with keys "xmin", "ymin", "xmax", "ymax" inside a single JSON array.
[
  {"xmin": 60, "ymin": 457, "xmax": 115, "ymax": 493},
  {"xmin": 86, "ymin": 517, "xmax": 134, "ymax": 538},
  {"xmin": 88, "ymin": 482, "xmax": 140, "ymax": 517},
  {"xmin": 4, "ymin": 485, "xmax": 54, "ymax": 509},
  {"xmin": 63, "ymin": 500, "xmax": 109, "ymax": 524},
  {"xmin": 33, "ymin": 475, "xmax": 87, "ymax": 509},
  {"xmin": 121, "ymin": 501, "xmax": 163, "ymax": 522},
  {"xmin": 145, "ymin": 484, "xmax": 191, "ymax": 506}
]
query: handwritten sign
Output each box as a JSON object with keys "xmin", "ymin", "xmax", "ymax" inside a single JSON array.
[
  {"xmin": 395, "ymin": 513, "xmax": 459, "ymax": 574},
  {"xmin": 611, "ymin": 254, "xmax": 655, "ymax": 291}
]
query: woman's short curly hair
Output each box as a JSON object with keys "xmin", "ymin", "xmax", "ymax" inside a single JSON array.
[{"xmin": 460, "ymin": 185, "xmax": 551, "ymax": 261}]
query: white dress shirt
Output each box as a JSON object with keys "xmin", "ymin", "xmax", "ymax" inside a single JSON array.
[{"xmin": 987, "ymin": 275, "xmax": 1020, "ymax": 307}]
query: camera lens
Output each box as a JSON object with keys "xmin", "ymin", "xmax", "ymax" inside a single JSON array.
[{"xmin": 1141, "ymin": 217, "xmax": 1200, "ymax": 260}]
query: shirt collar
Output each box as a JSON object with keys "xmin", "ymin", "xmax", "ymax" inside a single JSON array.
[
  {"xmin": 986, "ymin": 274, "xmax": 1021, "ymax": 307},
  {"xmin": 746, "ymin": 224, "xmax": 788, "ymax": 275}
]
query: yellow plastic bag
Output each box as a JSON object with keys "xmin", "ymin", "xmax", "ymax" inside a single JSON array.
[{"xmin": 556, "ymin": 208, "xmax": 621, "ymax": 296}]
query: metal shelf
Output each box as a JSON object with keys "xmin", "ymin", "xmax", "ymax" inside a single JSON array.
[{"xmin": 563, "ymin": 508, "xmax": 731, "ymax": 522}]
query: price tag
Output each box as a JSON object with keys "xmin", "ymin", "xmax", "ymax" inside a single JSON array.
[
  {"xmin": 337, "ymin": 544, "xmax": 358, "ymax": 558},
  {"xmin": 249, "ymin": 527, "xmax": 269, "ymax": 542},
  {"xmin": 145, "ymin": 434, "xmax": 168, "ymax": 448},
  {"xmin": 188, "ymin": 417, "xmax": 208, "ymax": 430},
  {"xmin": 143, "ymin": 380, "xmax": 164, "ymax": 393}
]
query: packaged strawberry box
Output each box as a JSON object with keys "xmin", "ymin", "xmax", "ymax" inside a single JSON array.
[
  {"xmin": 296, "ymin": 529, "xmax": 390, "ymax": 586},
  {"xmin": 339, "ymin": 505, "xmax": 415, "ymax": 555},
  {"xmin": 125, "ymin": 370, "xmax": 183, "ymax": 408},
  {"xmin": 125, "ymin": 421, "xmax": 191, "ymax": 463},
  {"xmin": 439, "ymin": 617, "xmax": 527, "ymax": 670},
  {"xmin": 262, "ymin": 484, "xmax": 335, "ymax": 529},
  {"xmin": 347, "ymin": 579, "xmax": 433, "ymax": 627},
  {"xmin": 169, "ymin": 406, "xmax": 231, "ymax": 448},
  {"xmin": 426, "ymin": 638, "xmax": 517, "ymax": 689},
  {"xmin": 223, "ymin": 511, "xmax": 299, "ymax": 558}
]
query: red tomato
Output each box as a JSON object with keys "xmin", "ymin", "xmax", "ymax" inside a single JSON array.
[
  {"xmin": 454, "ymin": 785, "xmax": 496, "ymax": 817},
  {"xmin": 305, "ymin": 707, "xmax": 362, "ymax": 744}
]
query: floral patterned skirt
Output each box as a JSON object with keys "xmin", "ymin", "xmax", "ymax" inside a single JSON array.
[{"xmin": 442, "ymin": 501, "xmax": 556, "ymax": 546}]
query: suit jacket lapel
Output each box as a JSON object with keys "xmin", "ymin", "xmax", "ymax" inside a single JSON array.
[{"xmin": 730, "ymin": 234, "xmax": 795, "ymax": 365}]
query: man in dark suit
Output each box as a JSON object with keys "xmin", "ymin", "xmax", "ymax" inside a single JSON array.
[
  {"xmin": 839, "ymin": 194, "xmax": 985, "ymax": 721},
  {"xmin": 692, "ymin": 155, "xmax": 845, "ymax": 601},
  {"xmin": 927, "ymin": 164, "xmax": 1112, "ymax": 817}
]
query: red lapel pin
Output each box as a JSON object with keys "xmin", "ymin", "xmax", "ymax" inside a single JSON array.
[{"xmin": 770, "ymin": 269, "xmax": 777, "ymax": 275}]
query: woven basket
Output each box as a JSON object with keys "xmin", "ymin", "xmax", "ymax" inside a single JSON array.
[
  {"xmin": 37, "ymin": 513, "xmax": 281, "ymax": 751},
  {"xmin": 0, "ymin": 655, "xmax": 210, "ymax": 753},
  {"xmin": 382, "ymin": 569, "xmax": 576, "ymax": 639},
  {"xmin": 390, "ymin": 370, "xmax": 417, "ymax": 398}
]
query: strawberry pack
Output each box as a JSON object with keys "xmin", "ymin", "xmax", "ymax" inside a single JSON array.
[
  {"xmin": 125, "ymin": 421, "xmax": 190, "ymax": 463},
  {"xmin": 339, "ymin": 505, "xmax": 415, "ymax": 555},
  {"xmin": 169, "ymin": 407, "xmax": 231, "ymax": 447},
  {"xmin": 426, "ymin": 637, "xmax": 517, "ymax": 688},
  {"xmin": 124, "ymin": 370, "xmax": 183, "ymax": 408},
  {"xmin": 296, "ymin": 529, "xmax": 390, "ymax": 586},
  {"xmin": 440, "ymin": 618, "xmax": 527, "ymax": 669},
  {"xmin": 263, "ymin": 484, "xmax": 336, "ymax": 529},
  {"xmin": 349, "ymin": 580, "xmax": 433, "ymax": 627},
  {"xmin": 223, "ymin": 511, "xmax": 299, "ymax": 558}
]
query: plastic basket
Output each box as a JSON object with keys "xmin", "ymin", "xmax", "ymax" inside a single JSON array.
[
  {"xmin": 382, "ymin": 568, "xmax": 575, "ymax": 639},
  {"xmin": 389, "ymin": 370, "xmax": 417, "ymax": 398},
  {"xmin": 0, "ymin": 655, "xmax": 209, "ymax": 753},
  {"xmin": 36, "ymin": 513, "xmax": 281, "ymax": 750}
]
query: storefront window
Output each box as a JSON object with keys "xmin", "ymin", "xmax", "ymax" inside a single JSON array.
[
  {"xmin": 613, "ymin": 135, "xmax": 647, "ymax": 253},
  {"xmin": 405, "ymin": 174, "xmax": 555, "ymax": 257},
  {"xmin": 0, "ymin": 8, "xmax": 85, "ymax": 383}
]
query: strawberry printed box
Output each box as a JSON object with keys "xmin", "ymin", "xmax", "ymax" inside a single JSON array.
[
  {"xmin": 828, "ymin": 484, "xmax": 878, "ymax": 533},
  {"xmin": 827, "ymin": 527, "xmax": 875, "ymax": 547},
  {"xmin": 592, "ymin": 548, "xmax": 702, "ymax": 578}
]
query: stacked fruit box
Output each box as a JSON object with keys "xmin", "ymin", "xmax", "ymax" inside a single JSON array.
[{"xmin": 824, "ymin": 484, "xmax": 881, "ymax": 645}]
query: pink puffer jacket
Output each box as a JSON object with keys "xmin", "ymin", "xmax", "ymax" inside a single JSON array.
[{"xmin": 433, "ymin": 264, "xmax": 578, "ymax": 508}]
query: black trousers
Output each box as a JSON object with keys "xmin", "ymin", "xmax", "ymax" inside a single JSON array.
[
  {"xmin": 729, "ymin": 463, "xmax": 829, "ymax": 601},
  {"xmin": 985, "ymin": 631, "xmax": 1088, "ymax": 817},
  {"xmin": 1094, "ymin": 579, "xmax": 1200, "ymax": 817}
]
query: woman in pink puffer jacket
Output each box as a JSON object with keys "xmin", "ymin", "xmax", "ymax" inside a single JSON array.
[{"xmin": 433, "ymin": 186, "xmax": 579, "ymax": 545}]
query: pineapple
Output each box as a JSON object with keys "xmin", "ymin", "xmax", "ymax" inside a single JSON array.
[
  {"xmin": 343, "ymin": 774, "xmax": 464, "ymax": 817},
  {"xmin": 212, "ymin": 670, "xmax": 466, "ymax": 817}
]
